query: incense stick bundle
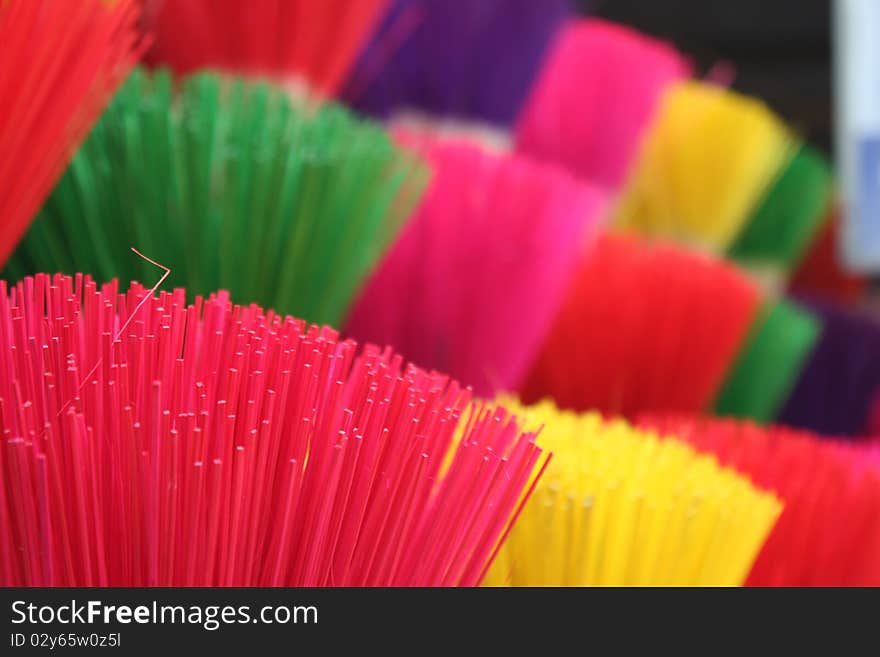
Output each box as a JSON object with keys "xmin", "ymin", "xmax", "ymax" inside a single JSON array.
[
  {"xmin": 144, "ymin": 0, "xmax": 388, "ymax": 97},
  {"xmin": 728, "ymin": 143, "xmax": 832, "ymax": 273},
  {"xmin": 345, "ymin": 134, "xmax": 605, "ymax": 396},
  {"xmin": 515, "ymin": 19, "xmax": 690, "ymax": 191},
  {"xmin": 0, "ymin": 272, "xmax": 546, "ymax": 586},
  {"xmin": 789, "ymin": 208, "xmax": 868, "ymax": 305},
  {"xmin": 867, "ymin": 392, "xmax": 880, "ymax": 436},
  {"xmin": 522, "ymin": 233, "xmax": 760, "ymax": 417},
  {"xmin": 5, "ymin": 68, "xmax": 426, "ymax": 328},
  {"xmin": 615, "ymin": 82, "xmax": 795, "ymax": 251},
  {"xmin": 0, "ymin": 0, "xmax": 144, "ymax": 267},
  {"xmin": 713, "ymin": 299, "xmax": 820, "ymax": 423},
  {"xmin": 643, "ymin": 416, "xmax": 880, "ymax": 586},
  {"xmin": 778, "ymin": 297, "xmax": 880, "ymax": 437},
  {"xmin": 345, "ymin": 0, "xmax": 572, "ymax": 126},
  {"xmin": 485, "ymin": 399, "xmax": 781, "ymax": 586}
]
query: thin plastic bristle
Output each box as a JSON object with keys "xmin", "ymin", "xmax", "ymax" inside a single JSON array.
[
  {"xmin": 0, "ymin": 0, "xmax": 144, "ymax": 267},
  {"xmin": 615, "ymin": 81, "xmax": 795, "ymax": 251},
  {"xmin": 778, "ymin": 297, "xmax": 880, "ymax": 437},
  {"xmin": 345, "ymin": 0, "xmax": 572, "ymax": 126},
  {"xmin": 713, "ymin": 299, "xmax": 820, "ymax": 423},
  {"xmin": 6, "ymin": 68, "xmax": 427, "ymax": 328},
  {"xmin": 145, "ymin": 0, "xmax": 389, "ymax": 97},
  {"xmin": 522, "ymin": 233, "xmax": 761, "ymax": 417},
  {"xmin": 485, "ymin": 399, "xmax": 781, "ymax": 586},
  {"xmin": 515, "ymin": 18, "xmax": 690, "ymax": 190},
  {"xmin": 642, "ymin": 416, "xmax": 880, "ymax": 586},
  {"xmin": 728, "ymin": 143, "xmax": 832, "ymax": 272},
  {"xmin": 0, "ymin": 272, "xmax": 544, "ymax": 586},
  {"xmin": 344, "ymin": 133, "xmax": 606, "ymax": 397}
]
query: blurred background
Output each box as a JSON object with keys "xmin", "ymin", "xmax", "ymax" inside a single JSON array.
[
  {"xmin": 590, "ymin": 0, "xmax": 880, "ymax": 301},
  {"xmin": 587, "ymin": 0, "xmax": 832, "ymax": 152},
  {"xmin": 5, "ymin": 0, "xmax": 880, "ymax": 589}
]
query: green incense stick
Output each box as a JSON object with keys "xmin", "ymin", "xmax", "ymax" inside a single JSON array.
[
  {"xmin": 713, "ymin": 299, "xmax": 820, "ymax": 423},
  {"xmin": 6, "ymin": 68, "xmax": 427, "ymax": 327},
  {"xmin": 728, "ymin": 143, "xmax": 832, "ymax": 271}
]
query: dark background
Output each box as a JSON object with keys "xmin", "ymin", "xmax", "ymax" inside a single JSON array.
[{"xmin": 580, "ymin": 0, "xmax": 832, "ymax": 153}]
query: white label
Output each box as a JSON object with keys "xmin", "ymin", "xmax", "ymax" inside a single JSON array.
[{"xmin": 836, "ymin": 0, "xmax": 880, "ymax": 271}]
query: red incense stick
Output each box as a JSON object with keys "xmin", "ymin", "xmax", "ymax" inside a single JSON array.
[{"xmin": 0, "ymin": 0, "xmax": 144, "ymax": 267}]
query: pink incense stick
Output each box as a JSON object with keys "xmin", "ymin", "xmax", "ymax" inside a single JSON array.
[
  {"xmin": 515, "ymin": 18, "xmax": 691, "ymax": 191},
  {"xmin": 0, "ymin": 271, "xmax": 546, "ymax": 586},
  {"xmin": 344, "ymin": 132, "xmax": 606, "ymax": 397}
]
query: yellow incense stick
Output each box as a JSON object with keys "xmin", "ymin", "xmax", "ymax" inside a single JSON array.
[
  {"xmin": 485, "ymin": 399, "xmax": 782, "ymax": 586},
  {"xmin": 614, "ymin": 81, "xmax": 794, "ymax": 251}
]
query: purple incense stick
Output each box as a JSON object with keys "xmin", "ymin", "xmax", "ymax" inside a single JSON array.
[
  {"xmin": 343, "ymin": 0, "xmax": 573, "ymax": 126},
  {"xmin": 779, "ymin": 296, "xmax": 880, "ymax": 437}
]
